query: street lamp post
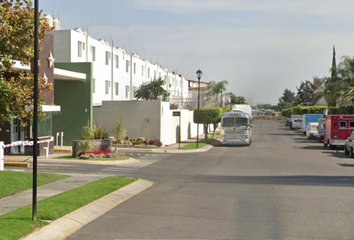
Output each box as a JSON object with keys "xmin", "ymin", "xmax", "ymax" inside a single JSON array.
[
  {"xmin": 33, "ymin": 0, "xmax": 39, "ymax": 222},
  {"xmin": 196, "ymin": 69, "xmax": 203, "ymax": 148}
]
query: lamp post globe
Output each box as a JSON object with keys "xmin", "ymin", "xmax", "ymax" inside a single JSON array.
[{"xmin": 196, "ymin": 69, "xmax": 202, "ymax": 148}]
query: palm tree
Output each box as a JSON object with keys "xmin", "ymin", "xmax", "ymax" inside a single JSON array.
[
  {"xmin": 336, "ymin": 56, "xmax": 354, "ymax": 105},
  {"xmin": 206, "ymin": 80, "xmax": 229, "ymax": 107},
  {"xmin": 134, "ymin": 77, "xmax": 170, "ymax": 101}
]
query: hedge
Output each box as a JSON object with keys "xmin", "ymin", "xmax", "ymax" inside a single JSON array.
[
  {"xmin": 282, "ymin": 105, "xmax": 354, "ymax": 117},
  {"xmin": 193, "ymin": 107, "xmax": 223, "ymax": 124}
]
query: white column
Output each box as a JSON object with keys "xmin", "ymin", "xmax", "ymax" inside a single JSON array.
[{"xmin": 0, "ymin": 142, "xmax": 4, "ymax": 171}]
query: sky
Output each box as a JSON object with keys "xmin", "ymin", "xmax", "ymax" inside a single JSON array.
[{"xmin": 39, "ymin": 0, "xmax": 354, "ymax": 105}]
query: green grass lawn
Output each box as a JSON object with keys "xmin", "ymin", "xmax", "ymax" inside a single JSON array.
[
  {"xmin": 54, "ymin": 155, "xmax": 130, "ymax": 161},
  {"xmin": 0, "ymin": 172, "xmax": 69, "ymax": 199},
  {"xmin": 180, "ymin": 133, "xmax": 220, "ymax": 150},
  {"xmin": 0, "ymin": 176, "xmax": 136, "ymax": 240}
]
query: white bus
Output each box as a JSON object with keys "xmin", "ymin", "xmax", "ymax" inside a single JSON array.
[{"xmin": 220, "ymin": 111, "xmax": 252, "ymax": 146}]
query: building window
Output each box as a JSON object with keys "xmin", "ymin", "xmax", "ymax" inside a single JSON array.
[
  {"xmin": 115, "ymin": 55, "xmax": 119, "ymax": 68},
  {"xmin": 92, "ymin": 78, "xmax": 96, "ymax": 93},
  {"xmin": 90, "ymin": 46, "xmax": 96, "ymax": 61},
  {"xmin": 126, "ymin": 60, "xmax": 130, "ymax": 73},
  {"xmin": 133, "ymin": 63, "xmax": 136, "ymax": 74},
  {"xmin": 148, "ymin": 68, "xmax": 150, "ymax": 78},
  {"xmin": 142, "ymin": 66, "xmax": 144, "ymax": 76},
  {"xmin": 154, "ymin": 70, "xmax": 156, "ymax": 78},
  {"xmin": 105, "ymin": 51, "xmax": 110, "ymax": 65},
  {"xmin": 78, "ymin": 41, "xmax": 84, "ymax": 57},
  {"xmin": 115, "ymin": 82, "xmax": 119, "ymax": 96},
  {"xmin": 125, "ymin": 85, "xmax": 130, "ymax": 98},
  {"xmin": 105, "ymin": 80, "xmax": 110, "ymax": 94}
]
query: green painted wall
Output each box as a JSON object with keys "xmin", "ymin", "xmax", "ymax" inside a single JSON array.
[{"xmin": 53, "ymin": 62, "xmax": 93, "ymax": 146}]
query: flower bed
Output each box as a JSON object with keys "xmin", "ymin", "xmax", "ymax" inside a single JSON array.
[
  {"xmin": 78, "ymin": 150, "xmax": 115, "ymax": 159},
  {"xmin": 79, "ymin": 150, "xmax": 112, "ymax": 156}
]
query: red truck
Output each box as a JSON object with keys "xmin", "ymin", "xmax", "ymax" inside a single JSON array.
[{"xmin": 324, "ymin": 115, "xmax": 354, "ymax": 149}]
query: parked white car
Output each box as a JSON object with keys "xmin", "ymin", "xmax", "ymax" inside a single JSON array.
[
  {"xmin": 306, "ymin": 122, "xmax": 319, "ymax": 140},
  {"xmin": 344, "ymin": 131, "xmax": 354, "ymax": 158},
  {"xmin": 291, "ymin": 119, "xmax": 302, "ymax": 130}
]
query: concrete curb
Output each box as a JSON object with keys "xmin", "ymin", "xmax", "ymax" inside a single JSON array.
[
  {"xmin": 163, "ymin": 144, "xmax": 214, "ymax": 154},
  {"xmin": 21, "ymin": 179, "xmax": 153, "ymax": 240},
  {"xmin": 4, "ymin": 162, "xmax": 30, "ymax": 168}
]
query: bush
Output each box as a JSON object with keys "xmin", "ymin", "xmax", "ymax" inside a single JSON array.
[
  {"xmin": 78, "ymin": 140, "xmax": 93, "ymax": 153},
  {"xmin": 93, "ymin": 123, "xmax": 109, "ymax": 139}
]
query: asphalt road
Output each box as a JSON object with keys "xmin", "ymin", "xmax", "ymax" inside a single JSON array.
[{"xmin": 63, "ymin": 120, "xmax": 354, "ymax": 239}]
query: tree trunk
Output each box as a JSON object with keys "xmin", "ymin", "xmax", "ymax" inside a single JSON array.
[
  {"xmin": 204, "ymin": 124, "xmax": 209, "ymax": 143},
  {"xmin": 212, "ymin": 123, "xmax": 219, "ymax": 139}
]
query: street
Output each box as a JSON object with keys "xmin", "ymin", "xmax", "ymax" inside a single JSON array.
[{"xmin": 41, "ymin": 120, "xmax": 354, "ymax": 239}]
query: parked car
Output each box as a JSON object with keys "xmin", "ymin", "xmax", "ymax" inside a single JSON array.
[
  {"xmin": 285, "ymin": 118, "xmax": 291, "ymax": 126},
  {"xmin": 306, "ymin": 122, "xmax": 319, "ymax": 140},
  {"xmin": 301, "ymin": 114, "xmax": 323, "ymax": 135},
  {"xmin": 344, "ymin": 131, "xmax": 354, "ymax": 158},
  {"xmin": 291, "ymin": 118, "xmax": 302, "ymax": 130},
  {"xmin": 317, "ymin": 118, "xmax": 325, "ymax": 142}
]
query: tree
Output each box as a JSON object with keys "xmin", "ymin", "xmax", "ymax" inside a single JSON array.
[
  {"xmin": 111, "ymin": 117, "xmax": 127, "ymax": 152},
  {"xmin": 278, "ymin": 88, "xmax": 295, "ymax": 110},
  {"xmin": 232, "ymin": 95, "xmax": 247, "ymax": 105},
  {"xmin": 0, "ymin": 0, "xmax": 53, "ymax": 125},
  {"xmin": 294, "ymin": 81, "xmax": 313, "ymax": 105},
  {"xmin": 206, "ymin": 80, "xmax": 229, "ymax": 107},
  {"xmin": 336, "ymin": 55, "xmax": 354, "ymax": 105},
  {"xmin": 294, "ymin": 77, "xmax": 324, "ymax": 106},
  {"xmin": 324, "ymin": 46, "xmax": 341, "ymax": 106},
  {"xmin": 193, "ymin": 108, "xmax": 222, "ymax": 143},
  {"xmin": 134, "ymin": 77, "xmax": 170, "ymax": 101},
  {"xmin": 279, "ymin": 88, "xmax": 295, "ymax": 104}
]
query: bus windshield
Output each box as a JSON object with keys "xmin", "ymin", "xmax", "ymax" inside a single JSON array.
[{"xmin": 222, "ymin": 117, "xmax": 249, "ymax": 128}]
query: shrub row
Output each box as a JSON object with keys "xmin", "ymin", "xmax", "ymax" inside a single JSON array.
[{"xmin": 282, "ymin": 105, "xmax": 354, "ymax": 117}]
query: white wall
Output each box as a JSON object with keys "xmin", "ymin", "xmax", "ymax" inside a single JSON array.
[{"xmin": 93, "ymin": 100, "xmax": 204, "ymax": 145}]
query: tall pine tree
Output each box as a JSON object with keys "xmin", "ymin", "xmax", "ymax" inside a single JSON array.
[
  {"xmin": 331, "ymin": 45, "xmax": 337, "ymax": 78},
  {"xmin": 325, "ymin": 45, "xmax": 340, "ymax": 106}
]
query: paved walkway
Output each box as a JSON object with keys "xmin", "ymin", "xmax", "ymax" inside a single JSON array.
[{"xmin": 1, "ymin": 137, "xmax": 216, "ymax": 240}]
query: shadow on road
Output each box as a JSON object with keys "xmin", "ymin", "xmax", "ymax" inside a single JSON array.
[
  {"xmin": 196, "ymin": 175, "xmax": 354, "ymax": 187},
  {"xmin": 338, "ymin": 163, "xmax": 354, "ymax": 168},
  {"xmin": 298, "ymin": 145, "xmax": 326, "ymax": 150},
  {"xmin": 213, "ymin": 144, "xmax": 250, "ymax": 148},
  {"xmin": 322, "ymin": 150, "xmax": 347, "ymax": 159},
  {"xmin": 262, "ymin": 133, "xmax": 295, "ymax": 136}
]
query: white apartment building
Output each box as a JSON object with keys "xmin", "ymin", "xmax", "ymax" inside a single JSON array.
[{"xmin": 45, "ymin": 14, "xmax": 189, "ymax": 107}]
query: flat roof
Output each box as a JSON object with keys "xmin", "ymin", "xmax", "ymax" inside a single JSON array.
[{"xmin": 11, "ymin": 61, "xmax": 86, "ymax": 82}]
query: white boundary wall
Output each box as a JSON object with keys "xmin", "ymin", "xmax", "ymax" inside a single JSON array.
[{"xmin": 93, "ymin": 100, "xmax": 205, "ymax": 146}]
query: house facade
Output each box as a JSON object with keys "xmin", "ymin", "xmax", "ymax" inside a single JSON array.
[{"xmin": 0, "ymin": 33, "xmax": 85, "ymax": 155}]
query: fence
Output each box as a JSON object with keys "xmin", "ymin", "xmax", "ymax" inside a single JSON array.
[{"xmin": 0, "ymin": 137, "xmax": 54, "ymax": 171}]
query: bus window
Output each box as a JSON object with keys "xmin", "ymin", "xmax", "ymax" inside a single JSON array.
[
  {"xmin": 235, "ymin": 118, "xmax": 249, "ymax": 128},
  {"xmin": 222, "ymin": 117, "xmax": 235, "ymax": 127}
]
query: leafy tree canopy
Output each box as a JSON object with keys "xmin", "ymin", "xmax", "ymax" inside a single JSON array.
[
  {"xmin": 0, "ymin": 0, "xmax": 53, "ymax": 125},
  {"xmin": 279, "ymin": 88, "xmax": 295, "ymax": 104}
]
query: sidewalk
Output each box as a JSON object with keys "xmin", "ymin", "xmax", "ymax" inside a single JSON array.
[
  {"xmin": 1, "ymin": 137, "xmax": 216, "ymax": 240},
  {"xmin": 4, "ymin": 136, "xmax": 215, "ymax": 164}
]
